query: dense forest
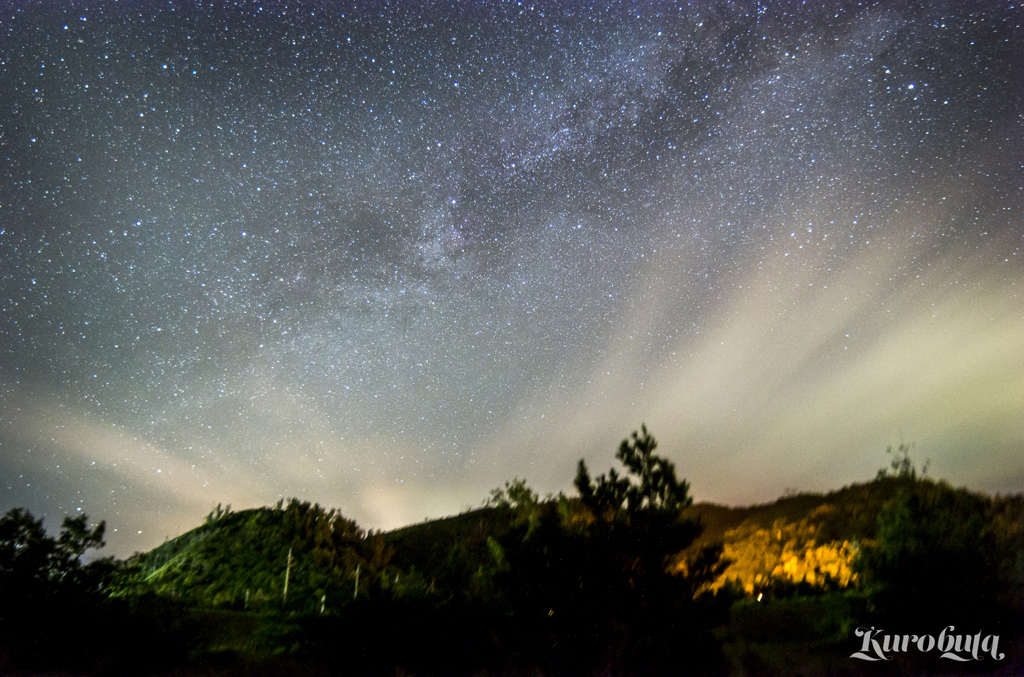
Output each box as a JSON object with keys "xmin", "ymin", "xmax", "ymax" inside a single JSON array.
[{"xmin": 2, "ymin": 431, "xmax": 1022, "ymax": 676}]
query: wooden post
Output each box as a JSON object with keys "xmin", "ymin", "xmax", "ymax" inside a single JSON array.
[
  {"xmin": 283, "ymin": 547, "xmax": 293, "ymax": 605},
  {"xmin": 354, "ymin": 563, "xmax": 360, "ymax": 600}
]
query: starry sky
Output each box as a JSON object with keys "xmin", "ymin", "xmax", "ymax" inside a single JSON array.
[{"xmin": 1, "ymin": 0, "xmax": 1022, "ymax": 557}]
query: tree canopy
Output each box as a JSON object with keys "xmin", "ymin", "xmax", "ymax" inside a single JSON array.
[
  {"xmin": 0, "ymin": 507, "xmax": 109, "ymax": 596},
  {"xmin": 574, "ymin": 424, "xmax": 693, "ymax": 520}
]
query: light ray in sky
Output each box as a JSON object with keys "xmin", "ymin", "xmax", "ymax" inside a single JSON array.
[{"xmin": 1, "ymin": 0, "xmax": 1021, "ymax": 556}]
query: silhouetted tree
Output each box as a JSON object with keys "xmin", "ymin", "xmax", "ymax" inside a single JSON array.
[
  {"xmin": 875, "ymin": 441, "xmax": 929, "ymax": 480},
  {"xmin": 483, "ymin": 426, "xmax": 726, "ymax": 675},
  {"xmin": 572, "ymin": 424, "xmax": 706, "ymax": 586},
  {"xmin": 575, "ymin": 424, "xmax": 692, "ymax": 517},
  {"xmin": 0, "ymin": 508, "xmax": 55, "ymax": 588},
  {"xmin": 0, "ymin": 507, "xmax": 108, "ymax": 594},
  {"xmin": 486, "ymin": 477, "xmax": 539, "ymax": 510},
  {"xmin": 0, "ymin": 508, "xmax": 115, "ymax": 670},
  {"xmin": 858, "ymin": 478, "xmax": 1009, "ymax": 629}
]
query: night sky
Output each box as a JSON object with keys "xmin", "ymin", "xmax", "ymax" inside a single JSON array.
[{"xmin": 2, "ymin": 0, "xmax": 1022, "ymax": 557}]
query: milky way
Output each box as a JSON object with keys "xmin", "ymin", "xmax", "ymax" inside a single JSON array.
[{"xmin": 2, "ymin": 0, "xmax": 1022, "ymax": 556}]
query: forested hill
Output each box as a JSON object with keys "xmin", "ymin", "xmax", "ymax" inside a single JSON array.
[
  {"xmin": 113, "ymin": 499, "xmax": 393, "ymax": 614},
  {"xmin": 680, "ymin": 478, "xmax": 929, "ymax": 593},
  {"xmin": 116, "ymin": 474, "xmax": 1024, "ymax": 608},
  {"xmin": 685, "ymin": 479, "xmax": 914, "ymax": 554},
  {"xmin": 5, "ymin": 467, "xmax": 1023, "ymax": 676}
]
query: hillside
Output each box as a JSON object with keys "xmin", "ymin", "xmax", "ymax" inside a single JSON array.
[
  {"xmin": 117, "ymin": 474, "xmax": 1023, "ymax": 609},
  {"xmin": 115, "ymin": 499, "xmax": 393, "ymax": 614},
  {"xmin": 687, "ymin": 478, "xmax": 916, "ymax": 545},
  {"xmin": 5, "ymin": 471, "xmax": 1023, "ymax": 676},
  {"xmin": 678, "ymin": 478, "xmax": 915, "ymax": 593}
]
